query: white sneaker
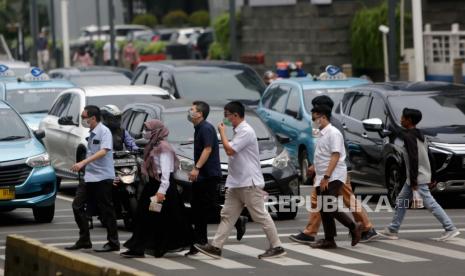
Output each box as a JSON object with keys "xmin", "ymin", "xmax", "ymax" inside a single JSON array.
[
  {"xmin": 433, "ymin": 229, "xmax": 460, "ymax": 241},
  {"xmin": 379, "ymin": 227, "xmax": 399, "ymax": 240}
]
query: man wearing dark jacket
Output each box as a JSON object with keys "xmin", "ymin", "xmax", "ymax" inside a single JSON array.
[{"xmin": 381, "ymin": 108, "xmax": 459, "ymax": 241}]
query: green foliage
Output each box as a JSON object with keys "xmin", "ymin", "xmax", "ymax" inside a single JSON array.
[
  {"xmin": 140, "ymin": 41, "xmax": 166, "ymax": 55},
  {"xmin": 350, "ymin": 1, "xmax": 410, "ymax": 69},
  {"xmin": 188, "ymin": 10, "xmax": 210, "ymax": 27},
  {"xmin": 162, "ymin": 10, "xmax": 188, "ymax": 27},
  {"xmin": 94, "ymin": 40, "xmax": 105, "ymax": 52},
  {"xmin": 208, "ymin": 41, "xmax": 228, "ymax": 60},
  {"xmin": 132, "ymin": 13, "xmax": 158, "ymax": 28},
  {"xmin": 208, "ymin": 13, "xmax": 231, "ymax": 60}
]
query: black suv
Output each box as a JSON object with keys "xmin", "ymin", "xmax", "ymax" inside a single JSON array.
[
  {"xmin": 335, "ymin": 82, "xmax": 465, "ymax": 204},
  {"xmin": 121, "ymin": 100, "xmax": 300, "ymax": 220}
]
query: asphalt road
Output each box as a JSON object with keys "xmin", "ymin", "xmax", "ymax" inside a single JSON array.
[{"xmin": 1, "ymin": 184, "xmax": 464, "ymax": 276}]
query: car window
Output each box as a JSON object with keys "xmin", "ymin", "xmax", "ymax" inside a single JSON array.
[
  {"xmin": 368, "ymin": 96, "xmax": 387, "ymax": 124},
  {"xmin": 160, "ymin": 72, "xmax": 175, "ymax": 95},
  {"xmin": 49, "ymin": 95, "xmax": 65, "ymax": 116},
  {"xmin": 302, "ymin": 88, "xmax": 346, "ymax": 114},
  {"xmin": 348, "ymin": 94, "xmax": 370, "ymax": 121},
  {"xmin": 87, "ymin": 94, "xmax": 168, "ymax": 110},
  {"xmin": 121, "ymin": 110, "xmax": 133, "ymax": 129},
  {"xmin": 51, "ymin": 94, "xmax": 72, "ymax": 118},
  {"xmin": 270, "ymin": 86, "xmax": 289, "ymax": 113},
  {"xmin": 0, "ymin": 108, "xmax": 31, "ymax": 140},
  {"xmin": 285, "ymin": 87, "xmax": 300, "ymax": 117},
  {"xmin": 5, "ymin": 88, "xmax": 68, "ymax": 114},
  {"xmin": 132, "ymin": 67, "xmax": 147, "ymax": 85},
  {"xmin": 261, "ymin": 85, "xmax": 279, "ymax": 109},
  {"xmin": 65, "ymin": 95, "xmax": 81, "ymax": 125},
  {"xmin": 128, "ymin": 111, "xmax": 147, "ymax": 138},
  {"xmin": 146, "ymin": 71, "xmax": 161, "ymax": 86}
]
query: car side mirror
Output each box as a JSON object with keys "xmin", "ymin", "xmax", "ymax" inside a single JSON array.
[
  {"xmin": 58, "ymin": 116, "xmax": 76, "ymax": 126},
  {"xmin": 33, "ymin": 129, "xmax": 45, "ymax": 140},
  {"xmin": 135, "ymin": 138, "xmax": 148, "ymax": 148},
  {"xmin": 276, "ymin": 133, "xmax": 290, "ymax": 144},
  {"xmin": 362, "ymin": 118, "xmax": 383, "ymax": 132}
]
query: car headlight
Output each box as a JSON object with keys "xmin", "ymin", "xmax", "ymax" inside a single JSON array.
[
  {"xmin": 26, "ymin": 153, "xmax": 51, "ymax": 168},
  {"xmin": 272, "ymin": 149, "xmax": 290, "ymax": 169},
  {"xmin": 178, "ymin": 156, "xmax": 194, "ymax": 172}
]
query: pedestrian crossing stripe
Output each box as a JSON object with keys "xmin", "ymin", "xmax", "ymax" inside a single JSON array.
[
  {"xmin": 224, "ymin": 244, "xmax": 311, "ymax": 266},
  {"xmin": 281, "ymin": 243, "xmax": 371, "ymax": 264},
  {"xmin": 379, "ymin": 239, "xmax": 465, "ymax": 260},
  {"xmin": 322, "ymin": 265, "xmax": 381, "ymax": 276},
  {"xmin": 444, "ymin": 237, "xmax": 465, "ymax": 248},
  {"xmin": 178, "ymin": 251, "xmax": 254, "ymax": 269}
]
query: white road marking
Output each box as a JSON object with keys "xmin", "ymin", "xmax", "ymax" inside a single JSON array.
[
  {"xmin": 338, "ymin": 241, "xmax": 430, "ymax": 263},
  {"xmin": 113, "ymin": 250, "xmax": 194, "ymax": 271},
  {"xmin": 224, "ymin": 244, "xmax": 310, "ymax": 266},
  {"xmin": 322, "ymin": 265, "xmax": 381, "ymax": 276},
  {"xmin": 178, "ymin": 251, "xmax": 254, "ymax": 269},
  {"xmin": 380, "ymin": 239, "xmax": 465, "ymax": 260},
  {"xmin": 74, "ymin": 252, "xmax": 143, "ymax": 273},
  {"xmin": 56, "ymin": 195, "xmax": 74, "ymax": 202},
  {"xmin": 443, "ymin": 237, "xmax": 465, "ymax": 248},
  {"xmin": 281, "ymin": 243, "xmax": 370, "ymax": 264}
]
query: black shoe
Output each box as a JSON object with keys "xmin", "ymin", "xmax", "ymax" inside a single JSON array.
[
  {"xmin": 94, "ymin": 243, "xmax": 120, "ymax": 252},
  {"xmin": 184, "ymin": 246, "xmax": 199, "ymax": 256},
  {"xmin": 350, "ymin": 222, "xmax": 363, "ymax": 246},
  {"xmin": 120, "ymin": 250, "xmax": 144, "ymax": 258},
  {"xmin": 194, "ymin": 243, "xmax": 222, "ymax": 259},
  {"xmin": 309, "ymin": 239, "xmax": 337, "ymax": 249},
  {"xmin": 289, "ymin": 232, "xmax": 316, "ymax": 245},
  {"xmin": 235, "ymin": 216, "xmax": 248, "ymax": 241},
  {"xmin": 65, "ymin": 241, "xmax": 92, "ymax": 250},
  {"xmin": 360, "ymin": 228, "xmax": 379, "ymax": 243},
  {"xmin": 258, "ymin": 246, "xmax": 286, "ymax": 259}
]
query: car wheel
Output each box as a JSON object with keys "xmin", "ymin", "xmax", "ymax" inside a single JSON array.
[
  {"xmin": 33, "ymin": 204, "xmax": 55, "ymax": 223},
  {"xmin": 387, "ymin": 163, "xmax": 403, "ymax": 206},
  {"xmin": 299, "ymin": 149, "xmax": 312, "ymax": 185}
]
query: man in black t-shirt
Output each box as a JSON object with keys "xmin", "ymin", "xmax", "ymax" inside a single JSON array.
[{"xmin": 185, "ymin": 101, "xmax": 248, "ymax": 256}]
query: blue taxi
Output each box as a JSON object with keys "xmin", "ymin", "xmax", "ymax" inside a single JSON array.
[
  {"xmin": 256, "ymin": 66, "xmax": 370, "ymax": 184},
  {"xmin": 0, "ymin": 100, "xmax": 56, "ymax": 222},
  {"xmin": 0, "ymin": 67, "xmax": 75, "ymax": 130}
]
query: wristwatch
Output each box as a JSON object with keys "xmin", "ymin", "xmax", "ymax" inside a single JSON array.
[{"xmin": 323, "ymin": 174, "xmax": 331, "ymax": 180}]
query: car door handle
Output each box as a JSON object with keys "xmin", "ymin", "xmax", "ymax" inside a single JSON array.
[
  {"xmin": 342, "ymin": 123, "xmax": 347, "ymax": 129},
  {"xmin": 362, "ymin": 133, "xmax": 368, "ymax": 138}
]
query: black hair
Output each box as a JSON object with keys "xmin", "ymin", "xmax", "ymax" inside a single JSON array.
[
  {"xmin": 192, "ymin": 101, "xmax": 210, "ymax": 120},
  {"xmin": 84, "ymin": 105, "xmax": 101, "ymax": 122},
  {"xmin": 311, "ymin": 104, "xmax": 332, "ymax": 120},
  {"xmin": 402, "ymin": 108, "xmax": 422, "ymax": 125},
  {"xmin": 312, "ymin": 95, "xmax": 334, "ymax": 110},
  {"xmin": 224, "ymin": 101, "xmax": 245, "ymax": 118}
]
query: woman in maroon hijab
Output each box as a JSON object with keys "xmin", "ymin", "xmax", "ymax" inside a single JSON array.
[{"xmin": 121, "ymin": 119, "xmax": 193, "ymax": 258}]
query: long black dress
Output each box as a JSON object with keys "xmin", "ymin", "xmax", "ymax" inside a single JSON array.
[{"xmin": 124, "ymin": 175, "xmax": 193, "ymax": 257}]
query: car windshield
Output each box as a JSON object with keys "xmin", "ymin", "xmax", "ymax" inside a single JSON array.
[
  {"xmin": 388, "ymin": 92, "xmax": 465, "ymax": 128},
  {"xmin": 303, "ymin": 88, "xmax": 346, "ymax": 113},
  {"xmin": 174, "ymin": 69, "xmax": 265, "ymax": 105},
  {"xmin": 5, "ymin": 88, "xmax": 67, "ymax": 113},
  {"xmin": 163, "ymin": 110, "xmax": 271, "ymax": 143},
  {"xmin": 87, "ymin": 94, "xmax": 168, "ymax": 110},
  {"xmin": 69, "ymin": 74, "xmax": 130, "ymax": 86},
  {"xmin": 0, "ymin": 108, "xmax": 30, "ymax": 140}
]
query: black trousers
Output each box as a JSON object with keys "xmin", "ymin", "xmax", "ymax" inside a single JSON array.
[
  {"xmin": 191, "ymin": 177, "xmax": 221, "ymax": 245},
  {"xmin": 72, "ymin": 179, "xmax": 119, "ymax": 246},
  {"xmin": 316, "ymin": 180, "xmax": 355, "ymax": 241}
]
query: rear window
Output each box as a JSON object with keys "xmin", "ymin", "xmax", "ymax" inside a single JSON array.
[
  {"xmin": 0, "ymin": 108, "xmax": 30, "ymax": 140},
  {"xmin": 6, "ymin": 88, "xmax": 67, "ymax": 114},
  {"xmin": 303, "ymin": 88, "xmax": 346, "ymax": 113},
  {"xmin": 87, "ymin": 94, "xmax": 169, "ymax": 110}
]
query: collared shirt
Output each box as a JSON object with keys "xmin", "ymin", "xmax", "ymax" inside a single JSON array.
[
  {"xmin": 153, "ymin": 152, "xmax": 175, "ymax": 194},
  {"xmin": 314, "ymin": 124, "xmax": 347, "ymax": 187},
  {"xmin": 194, "ymin": 120, "xmax": 222, "ymax": 180},
  {"xmin": 226, "ymin": 121, "xmax": 264, "ymax": 189},
  {"xmin": 84, "ymin": 123, "xmax": 115, "ymax": 182}
]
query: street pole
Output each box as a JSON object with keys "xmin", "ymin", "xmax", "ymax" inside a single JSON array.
[
  {"xmin": 109, "ymin": 0, "xmax": 116, "ymax": 66},
  {"xmin": 96, "ymin": 0, "xmax": 101, "ymax": 40},
  {"xmin": 18, "ymin": 24, "xmax": 24, "ymax": 61},
  {"xmin": 229, "ymin": 0, "xmax": 237, "ymax": 61},
  {"xmin": 30, "ymin": 0, "xmax": 39, "ymax": 66},
  {"xmin": 400, "ymin": 0, "xmax": 405, "ymax": 57},
  {"xmin": 412, "ymin": 0, "xmax": 425, "ymax": 81},
  {"xmin": 388, "ymin": 0, "xmax": 398, "ymax": 81},
  {"xmin": 50, "ymin": 0, "xmax": 59, "ymax": 67},
  {"xmin": 379, "ymin": 25, "xmax": 390, "ymax": 82},
  {"xmin": 61, "ymin": 0, "xmax": 70, "ymax": 67}
]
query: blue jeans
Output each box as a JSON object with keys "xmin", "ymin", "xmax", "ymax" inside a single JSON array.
[{"xmin": 388, "ymin": 183, "xmax": 456, "ymax": 232}]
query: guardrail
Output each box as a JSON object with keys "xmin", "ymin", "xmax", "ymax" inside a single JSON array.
[{"xmin": 4, "ymin": 234, "xmax": 153, "ymax": 276}]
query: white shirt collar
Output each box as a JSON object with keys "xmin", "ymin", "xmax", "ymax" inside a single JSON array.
[{"xmin": 319, "ymin": 123, "xmax": 332, "ymax": 136}]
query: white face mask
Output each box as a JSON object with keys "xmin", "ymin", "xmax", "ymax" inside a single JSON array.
[
  {"xmin": 311, "ymin": 118, "xmax": 321, "ymax": 130},
  {"xmin": 82, "ymin": 118, "xmax": 91, "ymax": 128},
  {"xmin": 142, "ymin": 130, "xmax": 151, "ymax": 140}
]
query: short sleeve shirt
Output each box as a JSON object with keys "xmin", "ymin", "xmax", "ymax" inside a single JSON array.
[
  {"xmin": 194, "ymin": 120, "xmax": 222, "ymax": 180},
  {"xmin": 314, "ymin": 124, "xmax": 347, "ymax": 187},
  {"xmin": 84, "ymin": 123, "xmax": 115, "ymax": 182},
  {"xmin": 226, "ymin": 121, "xmax": 264, "ymax": 189}
]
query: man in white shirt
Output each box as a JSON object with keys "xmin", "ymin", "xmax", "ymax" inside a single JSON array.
[
  {"xmin": 309, "ymin": 104, "xmax": 362, "ymax": 249},
  {"xmin": 194, "ymin": 101, "xmax": 285, "ymax": 259}
]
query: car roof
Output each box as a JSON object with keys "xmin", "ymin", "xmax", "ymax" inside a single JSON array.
[
  {"xmin": 3, "ymin": 78, "xmax": 75, "ymax": 90},
  {"xmin": 80, "ymin": 85, "xmax": 170, "ymax": 97},
  {"xmin": 139, "ymin": 60, "xmax": 248, "ymax": 71},
  {"xmin": 350, "ymin": 81, "xmax": 465, "ymax": 96},
  {"xmin": 272, "ymin": 77, "xmax": 371, "ymax": 90}
]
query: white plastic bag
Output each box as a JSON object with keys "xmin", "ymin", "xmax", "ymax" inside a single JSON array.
[{"xmin": 412, "ymin": 190, "xmax": 424, "ymax": 209}]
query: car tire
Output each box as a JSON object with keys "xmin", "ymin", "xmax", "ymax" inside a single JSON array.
[
  {"xmin": 386, "ymin": 163, "xmax": 403, "ymax": 206},
  {"xmin": 299, "ymin": 149, "xmax": 313, "ymax": 185},
  {"xmin": 33, "ymin": 204, "xmax": 55, "ymax": 223}
]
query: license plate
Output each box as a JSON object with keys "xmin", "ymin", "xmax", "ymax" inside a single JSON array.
[{"xmin": 0, "ymin": 187, "xmax": 15, "ymax": 200}]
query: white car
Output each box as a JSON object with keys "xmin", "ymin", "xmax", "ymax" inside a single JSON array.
[
  {"xmin": 38, "ymin": 85, "xmax": 171, "ymax": 185},
  {"xmin": 170, "ymin": 28, "xmax": 204, "ymax": 45},
  {"xmin": 76, "ymin": 24, "xmax": 150, "ymax": 43}
]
